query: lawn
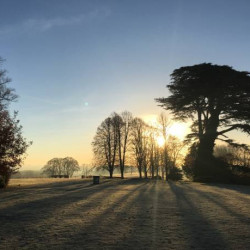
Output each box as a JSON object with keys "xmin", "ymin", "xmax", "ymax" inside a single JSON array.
[{"xmin": 1, "ymin": 178, "xmax": 250, "ymax": 249}]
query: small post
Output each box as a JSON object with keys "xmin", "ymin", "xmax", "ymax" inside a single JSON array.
[{"xmin": 93, "ymin": 176, "xmax": 100, "ymax": 184}]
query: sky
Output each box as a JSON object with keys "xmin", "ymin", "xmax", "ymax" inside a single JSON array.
[{"xmin": 1, "ymin": 0, "xmax": 250, "ymax": 170}]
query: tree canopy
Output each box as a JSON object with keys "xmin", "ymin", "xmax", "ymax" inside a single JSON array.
[
  {"xmin": 156, "ymin": 63, "xmax": 250, "ymax": 180},
  {"xmin": 0, "ymin": 57, "xmax": 31, "ymax": 187},
  {"xmin": 92, "ymin": 111, "xmax": 183, "ymax": 180},
  {"xmin": 42, "ymin": 157, "xmax": 80, "ymax": 177}
]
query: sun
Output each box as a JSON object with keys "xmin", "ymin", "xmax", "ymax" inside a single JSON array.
[
  {"xmin": 168, "ymin": 123, "xmax": 188, "ymax": 139},
  {"xmin": 156, "ymin": 136, "xmax": 165, "ymax": 147}
]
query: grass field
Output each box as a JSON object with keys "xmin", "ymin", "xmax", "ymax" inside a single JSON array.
[
  {"xmin": 1, "ymin": 178, "xmax": 250, "ymax": 249},
  {"xmin": 8, "ymin": 177, "xmax": 82, "ymax": 187}
]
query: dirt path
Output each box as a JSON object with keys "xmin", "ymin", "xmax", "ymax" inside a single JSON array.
[{"xmin": 1, "ymin": 179, "xmax": 250, "ymax": 249}]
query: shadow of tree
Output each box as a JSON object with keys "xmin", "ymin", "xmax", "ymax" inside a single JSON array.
[{"xmin": 1, "ymin": 179, "xmax": 250, "ymax": 249}]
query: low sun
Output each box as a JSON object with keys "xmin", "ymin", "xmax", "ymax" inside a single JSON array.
[
  {"xmin": 168, "ymin": 123, "xmax": 188, "ymax": 139},
  {"xmin": 142, "ymin": 115, "xmax": 189, "ymax": 143},
  {"xmin": 156, "ymin": 136, "xmax": 165, "ymax": 147}
]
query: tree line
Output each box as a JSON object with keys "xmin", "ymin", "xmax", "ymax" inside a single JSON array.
[
  {"xmin": 92, "ymin": 111, "xmax": 184, "ymax": 180},
  {"xmin": 93, "ymin": 63, "xmax": 250, "ymax": 183},
  {"xmin": 1, "ymin": 57, "xmax": 250, "ymax": 187}
]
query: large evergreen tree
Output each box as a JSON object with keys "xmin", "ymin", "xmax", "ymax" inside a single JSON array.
[{"xmin": 156, "ymin": 63, "xmax": 250, "ymax": 180}]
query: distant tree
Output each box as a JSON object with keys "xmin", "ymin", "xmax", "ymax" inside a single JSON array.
[
  {"xmin": 214, "ymin": 145, "xmax": 250, "ymax": 170},
  {"xmin": 156, "ymin": 63, "xmax": 250, "ymax": 181},
  {"xmin": 42, "ymin": 158, "xmax": 62, "ymax": 176},
  {"xmin": 62, "ymin": 157, "xmax": 80, "ymax": 177},
  {"xmin": 42, "ymin": 157, "xmax": 79, "ymax": 177},
  {"xmin": 0, "ymin": 58, "xmax": 30, "ymax": 188},
  {"xmin": 81, "ymin": 163, "xmax": 93, "ymax": 177}
]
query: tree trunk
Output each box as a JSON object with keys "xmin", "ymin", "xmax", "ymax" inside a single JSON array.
[
  {"xmin": 139, "ymin": 168, "xmax": 142, "ymax": 178},
  {"xmin": 195, "ymin": 111, "xmax": 220, "ymax": 180},
  {"xmin": 151, "ymin": 161, "xmax": 155, "ymax": 179},
  {"xmin": 109, "ymin": 165, "xmax": 113, "ymax": 178},
  {"xmin": 121, "ymin": 165, "xmax": 124, "ymax": 179},
  {"xmin": 165, "ymin": 166, "xmax": 168, "ymax": 181}
]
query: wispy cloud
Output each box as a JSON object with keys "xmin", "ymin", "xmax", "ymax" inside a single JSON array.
[{"xmin": 0, "ymin": 8, "xmax": 110, "ymax": 35}]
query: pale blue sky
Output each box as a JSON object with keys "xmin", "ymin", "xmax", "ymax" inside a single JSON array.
[{"xmin": 1, "ymin": 0, "xmax": 250, "ymax": 169}]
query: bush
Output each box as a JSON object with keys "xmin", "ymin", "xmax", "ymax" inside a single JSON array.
[
  {"xmin": 193, "ymin": 156, "xmax": 232, "ymax": 183},
  {"xmin": 0, "ymin": 175, "xmax": 5, "ymax": 188},
  {"xmin": 182, "ymin": 164, "xmax": 195, "ymax": 180},
  {"xmin": 168, "ymin": 166, "xmax": 183, "ymax": 181}
]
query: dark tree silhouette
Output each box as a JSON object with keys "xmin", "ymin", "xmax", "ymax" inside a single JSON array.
[
  {"xmin": 92, "ymin": 112, "xmax": 133, "ymax": 179},
  {"xmin": 92, "ymin": 116, "xmax": 118, "ymax": 178},
  {"xmin": 0, "ymin": 111, "xmax": 31, "ymax": 187},
  {"xmin": 42, "ymin": 157, "xmax": 79, "ymax": 177},
  {"xmin": 0, "ymin": 58, "xmax": 30, "ymax": 188},
  {"xmin": 0, "ymin": 58, "xmax": 18, "ymax": 109},
  {"xmin": 116, "ymin": 111, "xmax": 133, "ymax": 179},
  {"xmin": 156, "ymin": 63, "xmax": 250, "ymax": 180},
  {"xmin": 131, "ymin": 117, "xmax": 148, "ymax": 178}
]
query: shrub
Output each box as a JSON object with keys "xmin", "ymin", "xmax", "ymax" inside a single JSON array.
[
  {"xmin": 0, "ymin": 175, "xmax": 5, "ymax": 188},
  {"xmin": 168, "ymin": 166, "xmax": 183, "ymax": 181}
]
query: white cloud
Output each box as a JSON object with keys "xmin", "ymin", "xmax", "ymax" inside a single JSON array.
[{"xmin": 0, "ymin": 8, "xmax": 111, "ymax": 35}]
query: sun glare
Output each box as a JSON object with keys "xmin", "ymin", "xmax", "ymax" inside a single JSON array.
[
  {"xmin": 142, "ymin": 115, "xmax": 189, "ymax": 141},
  {"xmin": 156, "ymin": 136, "xmax": 165, "ymax": 147},
  {"xmin": 168, "ymin": 123, "xmax": 188, "ymax": 139}
]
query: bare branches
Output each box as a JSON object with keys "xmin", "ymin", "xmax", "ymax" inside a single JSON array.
[
  {"xmin": 0, "ymin": 57, "xmax": 17, "ymax": 109},
  {"xmin": 42, "ymin": 157, "xmax": 80, "ymax": 177}
]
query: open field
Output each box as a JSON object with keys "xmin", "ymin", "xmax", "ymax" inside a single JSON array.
[
  {"xmin": 8, "ymin": 178, "xmax": 83, "ymax": 187},
  {"xmin": 1, "ymin": 178, "xmax": 250, "ymax": 249}
]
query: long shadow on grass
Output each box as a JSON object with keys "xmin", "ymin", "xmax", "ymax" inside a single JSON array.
[
  {"xmin": 0, "ymin": 179, "xmax": 150, "ymax": 249},
  {"xmin": 0, "ymin": 179, "xmax": 138, "ymax": 224},
  {"xmin": 183, "ymin": 183, "xmax": 250, "ymax": 225},
  {"xmin": 119, "ymin": 180, "xmax": 181, "ymax": 249},
  {"xmin": 202, "ymin": 182, "xmax": 250, "ymax": 196},
  {"xmin": 168, "ymin": 182, "xmax": 229, "ymax": 249},
  {"xmin": 56, "ymin": 179, "xmax": 153, "ymax": 249},
  {"xmin": 0, "ymin": 178, "xmax": 136, "ymax": 209},
  {"xmin": 94, "ymin": 180, "xmax": 160, "ymax": 249}
]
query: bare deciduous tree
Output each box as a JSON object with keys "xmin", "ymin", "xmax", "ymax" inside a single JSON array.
[
  {"xmin": 42, "ymin": 157, "xmax": 79, "ymax": 177},
  {"xmin": 92, "ymin": 116, "xmax": 118, "ymax": 178},
  {"xmin": 158, "ymin": 113, "xmax": 171, "ymax": 180},
  {"xmin": 115, "ymin": 111, "xmax": 133, "ymax": 179}
]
